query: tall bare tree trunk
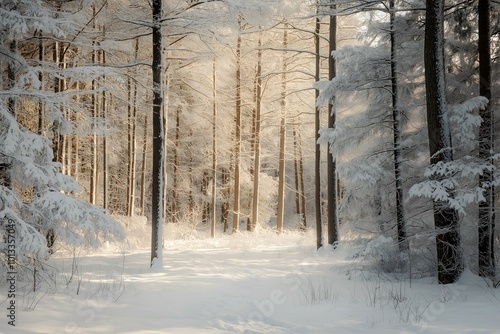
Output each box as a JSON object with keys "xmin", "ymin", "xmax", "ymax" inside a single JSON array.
[
  {"xmin": 73, "ymin": 80, "xmax": 80, "ymax": 182},
  {"xmin": 314, "ymin": 10, "xmax": 323, "ymax": 249},
  {"xmin": 188, "ymin": 130, "xmax": 194, "ymax": 221},
  {"xmin": 126, "ymin": 77, "xmax": 134, "ymax": 215},
  {"xmin": 126, "ymin": 40, "xmax": 139, "ymax": 217},
  {"xmin": 101, "ymin": 47, "xmax": 108, "ymax": 210},
  {"xmin": 232, "ymin": 21, "xmax": 243, "ymax": 234},
  {"xmin": 211, "ymin": 59, "xmax": 217, "ymax": 238},
  {"xmin": 89, "ymin": 5, "xmax": 98, "ymax": 205},
  {"xmin": 38, "ymin": 34, "xmax": 44, "ymax": 135},
  {"xmin": 298, "ymin": 128, "xmax": 307, "ymax": 228},
  {"xmin": 425, "ymin": 0, "xmax": 463, "ymax": 284},
  {"xmin": 327, "ymin": 11, "xmax": 338, "ymax": 246},
  {"xmin": 389, "ymin": 0, "xmax": 408, "ymax": 251},
  {"xmin": 140, "ymin": 113, "xmax": 148, "ymax": 216},
  {"xmin": 221, "ymin": 166, "xmax": 230, "ymax": 232},
  {"xmin": 250, "ymin": 33, "xmax": 263, "ymax": 232},
  {"xmin": 151, "ymin": 0, "xmax": 164, "ymax": 267},
  {"xmin": 171, "ymin": 106, "xmax": 180, "ymax": 224},
  {"xmin": 277, "ymin": 22, "xmax": 288, "ymax": 233},
  {"xmin": 478, "ymin": 0, "xmax": 495, "ymax": 279},
  {"xmin": 293, "ymin": 126, "xmax": 301, "ymax": 216}
]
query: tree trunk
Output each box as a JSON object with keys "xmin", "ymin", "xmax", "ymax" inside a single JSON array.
[
  {"xmin": 89, "ymin": 6, "xmax": 98, "ymax": 205},
  {"xmin": 162, "ymin": 72, "xmax": 170, "ymax": 228},
  {"xmin": 126, "ymin": 77, "xmax": 134, "ymax": 215},
  {"xmin": 101, "ymin": 48, "xmax": 108, "ymax": 210},
  {"xmin": 389, "ymin": 0, "xmax": 408, "ymax": 251},
  {"xmin": 298, "ymin": 128, "xmax": 307, "ymax": 228},
  {"xmin": 126, "ymin": 41, "xmax": 139, "ymax": 217},
  {"xmin": 38, "ymin": 34, "xmax": 44, "ymax": 135},
  {"xmin": 188, "ymin": 130, "xmax": 194, "ymax": 223},
  {"xmin": 424, "ymin": 0, "xmax": 463, "ymax": 284},
  {"xmin": 327, "ymin": 11, "xmax": 339, "ymax": 246},
  {"xmin": 478, "ymin": 0, "xmax": 495, "ymax": 278},
  {"xmin": 171, "ymin": 106, "xmax": 180, "ymax": 224},
  {"xmin": 221, "ymin": 166, "xmax": 230, "ymax": 232},
  {"xmin": 211, "ymin": 58, "xmax": 217, "ymax": 238},
  {"xmin": 250, "ymin": 33, "xmax": 263, "ymax": 232},
  {"xmin": 140, "ymin": 113, "xmax": 148, "ymax": 216},
  {"xmin": 277, "ymin": 22, "xmax": 288, "ymax": 233},
  {"xmin": 314, "ymin": 10, "xmax": 323, "ymax": 250},
  {"xmin": 293, "ymin": 125, "xmax": 301, "ymax": 216},
  {"xmin": 232, "ymin": 21, "xmax": 242, "ymax": 234},
  {"xmin": 151, "ymin": 0, "xmax": 164, "ymax": 267},
  {"xmin": 73, "ymin": 80, "xmax": 80, "ymax": 182}
]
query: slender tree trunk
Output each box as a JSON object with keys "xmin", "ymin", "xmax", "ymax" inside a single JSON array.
[
  {"xmin": 211, "ymin": 59, "xmax": 217, "ymax": 238},
  {"xmin": 293, "ymin": 126, "xmax": 301, "ymax": 216},
  {"xmin": 298, "ymin": 128, "xmax": 307, "ymax": 228},
  {"xmin": 389, "ymin": 0, "xmax": 408, "ymax": 251},
  {"xmin": 52, "ymin": 41, "xmax": 65, "ymax": 165},
  {"xmin": 277, "ymin": 22, "xmax": 288, "ymax": 233},
  {"xmin": 221, "ymin": 167, "xmax": 230, "ymax": 232},
  {"xmin": 314, "ymin": 11, "xmax": 323, "ymax": 250},
  {"xmin": 101, "ymin": 48, "xmax": 108, "ymax": 210},
  {"xmin": 126, "ymin": 77, "xmax": 134, "ymax": 215},
  {"xmin": 250, "ymin": 33, "xmax": 263, "ymax": 232},
  {"xmin": 140, "ymin": 113, "xmax": 148, "ymax": 216},
  {"xmin": 151, "ymin": 0, "xmax": 164, "ymax": 267},
  {"xmin": 171, "ymin": 106, "xmax": 180, "ymax": 224},
  {"xmin": 478, "ymin": 0, "xmax": 495, "ymax": 278},
  {"xmin": 38, "ymin": 34, "xmax": 44, "ymax": 135},
  {"xmin": 127, "ymin": 44, "xmax": 139, "ymax": 217},
  {"xmin": 73, "ymin": 80, "xmax": 80, "ymax": 182},
  {"xmin": 425, "ymin": 0, "xmax": 463, "ymax": 284},
  {"xmin": 188, "ymin": 130, "xmax": 194, "ymax": 221},
  {"xmin": 202, "ymin": 171, "xmax": 209, "ymax": 224},
  {"xmin": 327, "ymin": 11, "xmax": 339, "ymax": 246},
  {"xmin": 129, "ymin": 39, "xmax": 139, "ymax": 216},
  {"xmin": 162, "ymin": 71, "xmax": 170, "ymax": 227},
  {"xmin": 232, "ymin": 21, "xmax": 242, "ymax": 234},
  {"xmin": 89, "ymin": 6, "xmax": 98, "ymax": 205}
]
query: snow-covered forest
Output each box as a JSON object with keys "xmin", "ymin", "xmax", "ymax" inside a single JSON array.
[{"xmin": 1, "ymin": 0, "xmax": 500, "ymax": 333}]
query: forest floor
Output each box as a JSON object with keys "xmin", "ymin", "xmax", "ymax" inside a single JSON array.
[{"xmin": 2, "ymin": 221, "xmax": 500, "ymax": 334}]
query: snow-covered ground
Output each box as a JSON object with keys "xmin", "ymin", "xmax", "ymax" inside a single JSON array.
[{"xmin": 2, "ymin": 224, "xmax": 500, "ymax": 334}]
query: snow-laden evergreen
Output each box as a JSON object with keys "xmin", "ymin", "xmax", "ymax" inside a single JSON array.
[{"xmin": 0, "ymin": 0, "xmax": 124, "ymax": 275}]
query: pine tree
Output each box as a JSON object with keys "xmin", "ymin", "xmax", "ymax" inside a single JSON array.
[
  {"xmin": 0, "ymin": 0, "xmax": 124, "ymax": 273},
  {"xmin": 424, "ymin": 0, "xmax": 463, "ymax": 284}
]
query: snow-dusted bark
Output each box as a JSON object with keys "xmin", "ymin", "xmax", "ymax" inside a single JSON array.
[
  {"xmin": 389, "ymin": 0, "xmax": 407, "ymax": 252},
  {"xmin": 327, "ymin": 10, "xmax": 339, "ymax": 246},
  {"xmin": 477, "ymin": 0, "xmax": 495, "ymax": 279},
  {"xmin": 211, "ymin": 59, "xmax": 217, "ymax": 239},
  {"xmin": 314, "ymin": 8, "xmax": 322, "ymax": 250},
  {"xmin": 232, "ymin": 20, "xmax": 242, "ymax": 234},
  {"xmin": 276, "ymin": 22, "xmax": 288, "ymax": 234},
  {"xmin": 250, "ymin": 33, "xmax": 263, "ymax": 232},
  {"xmin": 424, "ymin": 0, "xmax": 462, "ymax": 284},
  {"xmin": 151, "ymin": 0, "xmax": 164, "ymax": 268}
]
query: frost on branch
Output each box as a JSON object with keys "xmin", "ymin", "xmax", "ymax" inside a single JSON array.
[
  {"xmin": 410, "ymin": 96, "xmax": 492, "ymax": 214},
  {"xmin": 448, "ymin": 96, "xmax": 488, "ymax": 150},
  {"xmin": 409, "ymin": 158, "xmax": 493, "ymax": 214}
]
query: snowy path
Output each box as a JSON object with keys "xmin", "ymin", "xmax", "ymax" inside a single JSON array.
[{"xmin": 3, "ymin": 238, "xmax": 500, "ymax": 334}]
